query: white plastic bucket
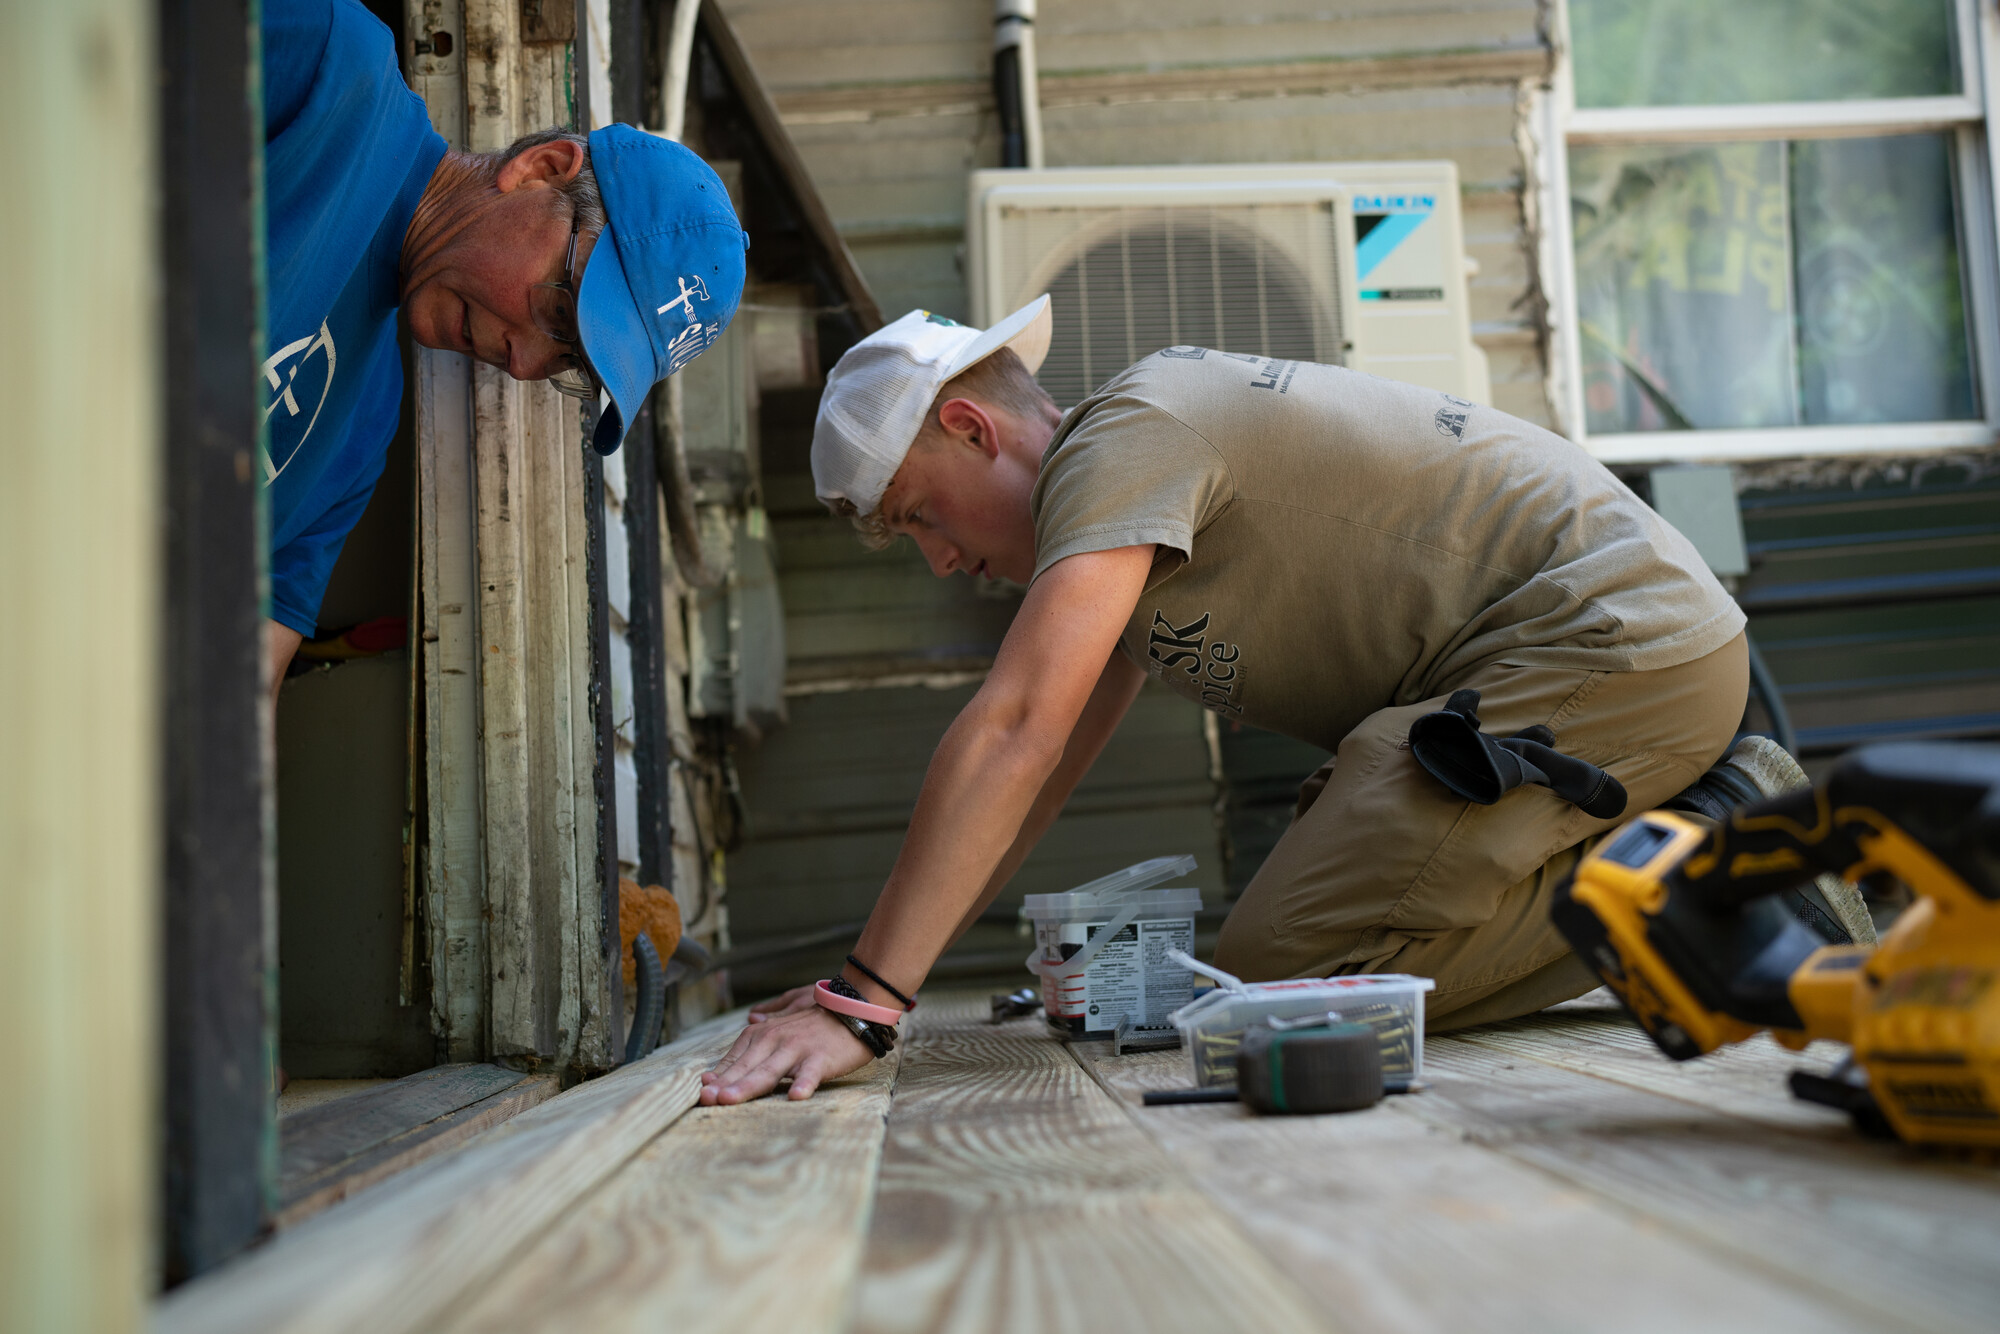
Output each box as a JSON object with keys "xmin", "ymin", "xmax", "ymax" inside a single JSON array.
[{"xmin": 1022, "ymin": 855, "xmax": 1201, "ymax": 1037}]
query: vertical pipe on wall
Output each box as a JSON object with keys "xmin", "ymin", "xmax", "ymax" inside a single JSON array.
[
  {"xmin": 993, "ymin": 0, "xmax": 1043, "ymax": 169},
  {"xmin": 0, "ymin": 0, "xmax": 160, "ymax": 1326},
  {"xmin": 659, "ymin": 0, "xmax": 700, "ymax": 144},
  {"xmin": 617, "ymin": 1, "xmax": 674, "ymax": 889},
  {"xmin": 654, "ymin": 0, "xmax": 719, "ymax": 589}
]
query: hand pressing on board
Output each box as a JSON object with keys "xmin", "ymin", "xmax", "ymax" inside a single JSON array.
[
  {"xmin": 744, "ymin": 984, "xmax": 816, "ymax": 1023},
  {"xmin": 699, "ymin": 1004, "xmax": 875, "ymax": 1104}
]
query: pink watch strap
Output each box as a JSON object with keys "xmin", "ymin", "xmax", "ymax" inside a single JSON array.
[{"xmin": 814, "ymin": 979, "xmax": 903, "ymax": 1027}]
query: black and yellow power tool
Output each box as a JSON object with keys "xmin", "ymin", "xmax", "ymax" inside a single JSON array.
[{"xmin": 1551, "ymin": 741, "xmax": 2000, "ymax": 1147}]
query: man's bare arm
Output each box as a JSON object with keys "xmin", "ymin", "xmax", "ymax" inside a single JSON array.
[
  {"xmin": 745, "ymin": 646, "xmax": 1145, "ymax": 1024},
  {"xmin": 842, "ymin": 546, "xmax": 1155, "ymax": 1003},
  {"xmin": 943, "ymin": 647, "xmax": 1146, "ymax": 946},
  {"xmin": 700, "ymin": 544, "xmax": 1154, "ymax": 1102}
]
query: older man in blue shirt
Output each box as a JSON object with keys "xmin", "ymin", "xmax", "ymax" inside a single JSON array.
[{"xmin": 261, "ymin": 0, "xmax": 745, "ymax": 687}]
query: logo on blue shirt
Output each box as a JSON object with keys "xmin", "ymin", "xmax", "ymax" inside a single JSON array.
[{"xmin": 262, "ymin": 319, "xmax": 338, "ymax": 481}]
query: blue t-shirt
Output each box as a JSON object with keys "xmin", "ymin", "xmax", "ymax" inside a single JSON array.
[{"xmin": 262, "ymin": 0, "xmax": 446, "ymax": 634}]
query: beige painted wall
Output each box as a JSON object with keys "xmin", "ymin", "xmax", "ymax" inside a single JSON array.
[
  {"xmin": 719, "ymin": 0, "xmax": 1555, "ymax": 427},
  {"xmin": 0, "ymin": 0, "xmax": 160, "ymax": 1329}
]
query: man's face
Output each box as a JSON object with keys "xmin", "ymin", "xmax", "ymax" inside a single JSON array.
[
  {"xmin": 879, "ymin": 395, "xmax": 1058, "ymax": 586},
  {"xmin": 402, "ymin": 143, "xmax": 599, "ymax": 384}
]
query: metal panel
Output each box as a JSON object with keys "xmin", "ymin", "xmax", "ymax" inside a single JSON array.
[{"xmin": 1738, "ymin": 474, "xmax": 2000, "ymax": 754}]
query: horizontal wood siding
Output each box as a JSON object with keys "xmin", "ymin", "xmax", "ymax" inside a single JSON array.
[
  {"xmin": 725, "ymin": 680, "xmax": 1226, "ymax": 990},
  {"xmin": 723, "ymin": 0, "xmax": 1553, "ymax": 426}
]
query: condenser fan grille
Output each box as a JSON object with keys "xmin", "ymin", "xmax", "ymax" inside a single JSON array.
[{"xmin": 998, "ymin": 202, "xmax": 1342, "ymax": 406}]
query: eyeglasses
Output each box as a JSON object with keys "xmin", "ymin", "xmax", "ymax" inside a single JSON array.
[{"xmin": 529, "ymin": 218, "xmax": 603, "ymax": 401}]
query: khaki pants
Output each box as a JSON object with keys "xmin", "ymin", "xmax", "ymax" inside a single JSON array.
[{"xmin": 1214, "ymin": 633, "xmax": 1748, "ymax": 1030}]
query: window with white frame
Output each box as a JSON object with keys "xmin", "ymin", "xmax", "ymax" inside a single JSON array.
[{"xmin": 1548, "ymin": 0, "xmax": 2000, "ymax": 460}]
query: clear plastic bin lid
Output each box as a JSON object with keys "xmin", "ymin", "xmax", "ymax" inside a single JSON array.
[{"xmin": 1022, "ymin": 854, "xmax": 1199, "ymax": 917}]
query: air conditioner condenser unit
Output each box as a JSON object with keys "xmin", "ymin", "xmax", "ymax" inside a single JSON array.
[{"xmin": 967, "ymin": 162, "xmax": 1490, "ymax": 407}]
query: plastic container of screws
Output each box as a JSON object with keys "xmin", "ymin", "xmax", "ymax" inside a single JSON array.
[
  {"xmin": 1023, "ymin": 856, "xmax": 1201, "ymax": 1039},
  {"xmin": 1168, "ymin": 956, "xmax": 1435, "ymax": 1091}
]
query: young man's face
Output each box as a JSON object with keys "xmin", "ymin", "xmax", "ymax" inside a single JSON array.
[{"xmin": 879, "ymin": 394, "xmax": 1058, "ymax": 586}]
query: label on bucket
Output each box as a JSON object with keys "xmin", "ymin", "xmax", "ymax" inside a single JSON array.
[{"xmin": 1038, "ymin": 916, "xmax": 1196, "ymax": 1032}]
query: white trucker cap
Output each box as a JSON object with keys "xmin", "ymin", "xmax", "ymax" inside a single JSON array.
[{"xmin": 811, "ymin": 295, "xmax": 1053, "ymax": 515}]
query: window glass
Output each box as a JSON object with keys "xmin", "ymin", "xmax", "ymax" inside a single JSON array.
[
  {"xmin": 1793, "ymin": 136, "xmax": 1975, "ymax": 425},
  {"xmin": 1571, "ymin": 134, "xmax": 1974, "ymax": 433},
  {"xmin": 1570, "ymin": 0, "xmax": 1959, "ymax": 108}
]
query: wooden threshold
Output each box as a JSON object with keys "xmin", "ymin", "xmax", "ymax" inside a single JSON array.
[{"xmin": 277, "ymin": 1063, "xmax": 559, "ymax": 1227}]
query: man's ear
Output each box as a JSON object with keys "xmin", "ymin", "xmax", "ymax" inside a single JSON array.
[
  {"xmin": 936, "ymin": 397, "xmax": 1000, "ymax": 458},
  {"xmin": 495, "ymin": 139, "xmax": 587, "ymax": 193}
]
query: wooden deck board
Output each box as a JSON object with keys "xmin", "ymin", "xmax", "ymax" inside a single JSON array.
[
  {"xmin": 439, "ymin": 1049, "xmax": 901, "ymax": 1334},
  {"xmin": 850, "ymin": 997, "xmax": 1332, "ymax": 1334},
  {"xmin": 1415, "ymin": 1035, "xmax": 2000, "ymax": 1334},
  {"xmin": 1448, "ymin": 1007, "xmax": 1857, "ymax": 1130},
  {"xmin": 1072, "ymin": 1040, "xmax": 1875, "ymax": 1334}
]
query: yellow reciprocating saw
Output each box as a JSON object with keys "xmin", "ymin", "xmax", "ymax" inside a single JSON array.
[{"xmin": 1551, "ymin": 741, "xmax": 2000, "ymax": 1147}]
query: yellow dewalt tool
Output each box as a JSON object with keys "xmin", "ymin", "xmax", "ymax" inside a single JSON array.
[{"xmin": 1551, "ymin": 741, "xmax": 2000, "ymax": 1146}]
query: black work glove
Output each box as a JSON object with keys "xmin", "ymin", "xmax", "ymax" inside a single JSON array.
[{"xmin": 1407, "ymin": 689, "xmax": 1627, "ymax": 820}]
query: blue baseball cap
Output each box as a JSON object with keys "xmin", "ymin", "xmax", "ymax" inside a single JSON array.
[{"xmin": 577, "ymin": 125, "xmax": 750, "ymax": 455}]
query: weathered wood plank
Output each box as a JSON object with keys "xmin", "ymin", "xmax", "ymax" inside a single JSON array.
[
  {"xmin": 279, "ymin": 1064, "xmax": 527, "ymax": 1182},
  {"xmin": 1448, "ymin": 1009, "xmax": 1857, "ymax": 1131},
  {"xmin": 414, "ymin": 340, "xmax": 487, "ymax": 1062},
  {"xmin": 276, "ymin": 1071, "xmax": 559, "ymax": 1228},
  {"xmin": 440, "ymin": 1040, "xmax": 899, "ymax": 1333},
  {"xmin": 722, "ymin": 0, "xmax": 1542, "ymax": 92},
  {"xmin": 155, "ymin": 1013, "xmax": 744, "ymax": 1334},
  {"xmin": 1074, "ymin": 1039, "xmax": 1875, "ymax": 1334},
  {"xmin": 852, "ymin": 997, "xmax": 1331, "ymax": 1334},
  {"xmin": 1413, "ymin": 1035, "xmax": 2000, "ymax": 1334}
]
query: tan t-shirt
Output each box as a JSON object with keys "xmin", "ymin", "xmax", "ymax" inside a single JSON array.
[{"xmin": 1030, "ymin": 350, "xmax": 1744, "ymax": 752}]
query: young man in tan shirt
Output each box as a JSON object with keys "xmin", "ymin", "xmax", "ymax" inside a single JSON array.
[{"xmin": 700, "ymin": 296, "xmax": 1839, "ymax": 1106}]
